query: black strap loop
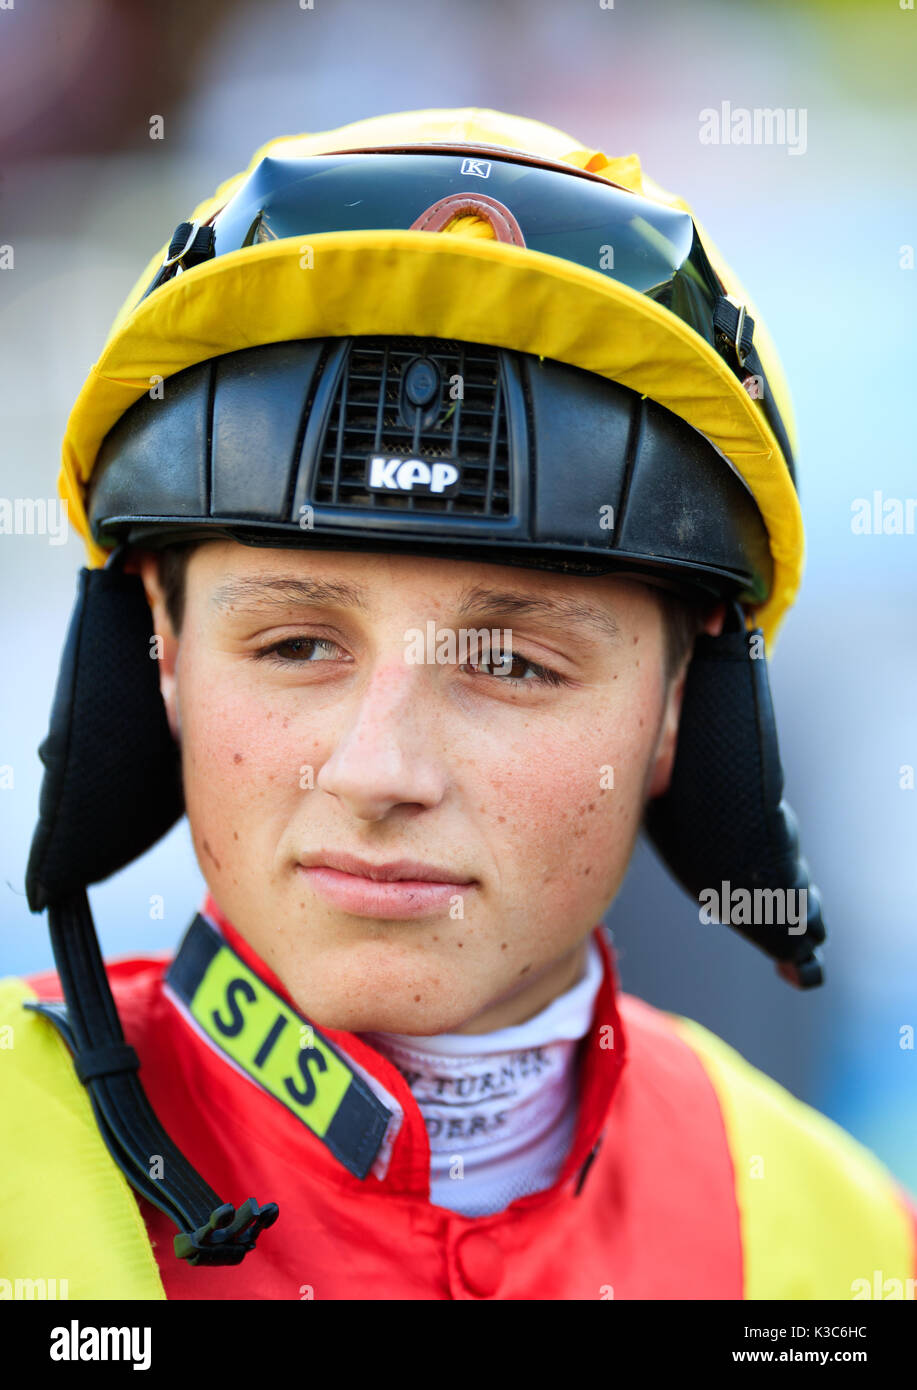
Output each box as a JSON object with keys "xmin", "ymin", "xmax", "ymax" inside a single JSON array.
[
  {"xmin": 164, "ymin": 220, "xmax": 216, "ymax": 270},
  {"xmin": 712, "ymin": 295, "xmax": 797, "ymax": 488},
  {"xmin": 713, "ymin": 295, "xmax": 756, "ymax": 367},
  {"xmin": 138, "ymin": 220, "xmax": 216, "ymax": 304},
  {"xmin": 74, "ymin": 1042, "xmax": 140, "ymax": 1085}
]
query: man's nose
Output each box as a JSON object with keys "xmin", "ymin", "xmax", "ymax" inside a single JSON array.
[{"xmin": 315, "ymin": 657, "xmax": 447, "ymax": 821}]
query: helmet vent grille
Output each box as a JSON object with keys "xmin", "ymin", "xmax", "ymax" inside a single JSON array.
[{"xmin": 313, "ymin": 337, "xmax": 511, "ymax": 516}]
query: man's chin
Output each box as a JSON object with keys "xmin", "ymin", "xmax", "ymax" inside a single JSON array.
[{"xmin": 283, "ymin": 981, "xmax": 473, "ymax": 1039}]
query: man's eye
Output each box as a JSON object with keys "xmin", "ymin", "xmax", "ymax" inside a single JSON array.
[
  {"xmin": 251, "ymin": 638, "xmax": 569, "ymax": 687},
  {"xmin": 463, "ymin": 653, "xmax": 569, "ymax": 687},
  {"xmin": 253, "ymin": 637, "xmax": 342, "ymax": 665}
]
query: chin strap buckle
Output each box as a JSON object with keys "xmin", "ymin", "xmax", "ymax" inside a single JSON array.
[{"xmin": 174, "ymin": 1198, "xmax": 280, "ymax": 1267}]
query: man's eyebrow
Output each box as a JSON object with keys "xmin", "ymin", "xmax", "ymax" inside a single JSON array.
[
  {"xmin": 208, "ymin": 574, "xmax": 620, "ymax": 642},
  {"xmin": 456, "ymin": 584, "xmax": 621, "ymax": 641},
  {"xmin": 209, "ymin": 575, "xmax": 371, "ymax": 613}
]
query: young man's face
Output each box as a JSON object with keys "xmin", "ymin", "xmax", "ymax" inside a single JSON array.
[{"xmin": 140, "ymin": 540, "xmax": 710, "ymax": 1036}]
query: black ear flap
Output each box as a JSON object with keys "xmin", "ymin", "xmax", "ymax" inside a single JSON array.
[
  {"xmin": 26, "ymin": 554, "xmax": 184, "ymax": 913},
  {"xmin": 644, "ymin": 603, "xmax": 826, "ymax": 987}
]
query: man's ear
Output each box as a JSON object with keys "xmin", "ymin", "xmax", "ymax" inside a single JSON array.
[
  {"xmin": 125, "ymin": 550, "xmax": 181, "ymax": 743},
  {"xmin": 645, "ymin": 602, "xmax": 726, "ymax": 801}
]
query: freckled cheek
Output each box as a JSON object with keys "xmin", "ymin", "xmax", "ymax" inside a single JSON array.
[
  {"xmin": 178, "ymin": 670, "xmax": 307, "ymax": 821},
  {"xmin": 485, "ymin": 709, "xmax": 657, "ymax": 904},
  {"xmin": 568, "ymin": 688, "xmax": 665, "ymax": 887}
]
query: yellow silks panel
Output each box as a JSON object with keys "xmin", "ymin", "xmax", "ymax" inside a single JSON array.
[
  {"xmin": 670, "ymin": 1014, "xmax": 917, "ymax": 1300},
  {"xmin": 59, "ymin": 107, "xmax": 804, "ymax": 651},
  {"xmin": 0, "ymin": 978, "xmax": 166, "ymax": 1300}
]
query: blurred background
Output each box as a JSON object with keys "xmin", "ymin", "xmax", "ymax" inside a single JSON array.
[{"xmin": 1, "ymin": 0, "xmax": 914, "ymax": 1193}]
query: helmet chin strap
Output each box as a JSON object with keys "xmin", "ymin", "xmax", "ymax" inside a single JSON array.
[
  {"xmin": 25, "ymin": 556, "xmax": 278, "ymax": 1264},
  {"xmin": 25, "ymin": 889, "xmax": 279, "ymax": 1265}
]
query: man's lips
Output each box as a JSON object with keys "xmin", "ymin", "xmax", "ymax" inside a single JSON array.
[
  {"xmin": 295, "ymin": 851, "xmax": 477, "ymax": 920},
  {"xmin": 297, "ymin": 850, "xmax": 475, "ymax": 884}
]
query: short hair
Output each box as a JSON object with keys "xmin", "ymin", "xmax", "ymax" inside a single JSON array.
[
  {"xmin": 151, "ymin": 541, "xmax": 715, "ymax": 682},
  {"xmin": 654, "ymin": 583, "xmax": 720, "ymax": 682},
  {"xmin": 153, "ymin": 539, "xmax": 200, "ymax": 640}
]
